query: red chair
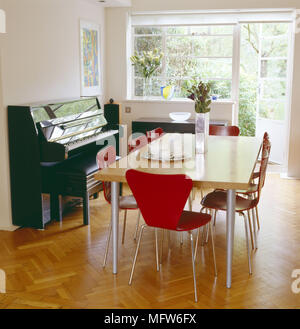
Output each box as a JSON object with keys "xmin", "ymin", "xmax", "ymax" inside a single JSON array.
[
  {"xmin": 128, "ymin": 135, "xmax": 148, "ymax": 153},
  {"xmin": 96, "ymin": 146, "xmax": 141, "ymax": 267},
  {"xmin": 200, "ymin": 133, "xmax": 271, "ymax": 274},
  {"xmin": 146, "ymin": 127, "xmax": 164, "ymax": 143},
  {"xmin": 209, "ymin": 125, "xmax": 240, "ymax": 136},
  {"xmin": 125, "ymin": 169, "xmax": 217, "ymax": 302}
]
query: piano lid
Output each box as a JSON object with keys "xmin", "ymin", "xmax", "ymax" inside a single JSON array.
[
  {"xmin": 31, "ymin": 98, "xmax": 108, "ymax": 145},
  {"xmin": 30, "ymin": 97, "xmax": 100, "ymax": 124}
]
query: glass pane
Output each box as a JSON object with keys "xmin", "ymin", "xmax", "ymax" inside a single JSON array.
[
  {"xmin": 208, "ymin": 80, "xmax": 232, "ymax": 99},
  {"xmin": 209, "ymin": 25, "xmax": 234, "ymax": 35},
  {"xmin": 262, "ymin": 23, "xmax": 289, "ymax": 36},
  {"xmin": 262, "ymin": 80, "xmax": 286, "ymax": 99},
  {"xmin": 151, "ymin": 78, "xmax": 164, "ymax": 97},
  {"xmin": 166, "ymin": 57, "xmax": 232, "ymax": 79},
  {"xmin": 196, "ymin": 58, "xmax": 232, "ymax": 79},
  {"xmin": 261, "ymin": 59, "xmax": 287, "ymax": 78},
  {"xmin": 166, "ymin": 26, "xmax": 188, "ymax": 35},
  {"xmin": 261, "ymin": 37, "xmax": 288, "ymax": 58},
  {"xmin": 259, "ymin": 100, "xmax": 285, "ymax": 121},
  {"xmin": 134, "ymin": 78, "xmax": 144, "ymax": 96},
  {"xmin": 134, "ymin": 27, "xmax": 162, "ymax": 35},
  {"xmin": 134, "ymin": 36, "xmax": 162, "ymax": 53},
  {"xmin": 166, "ymin": 36, "xmax": 193, "ymax": 56},
  {"xmin": 166, "ymin": 57, "xmax": 197, "ymax": 78},
  {"xmin": 190, "ymin": 26, "xmax": 209, "ymax": 35},
  {"xmin": 193, "ymin": 36, "xmax": 233, "ymax": 57}
]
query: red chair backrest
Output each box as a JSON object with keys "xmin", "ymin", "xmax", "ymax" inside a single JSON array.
[
  {"xmin": 128, "ymin": 135, "xmax": 148, "ymax": 153},
  {"xmin": 209, "ymin": 125, "xmax": 240, "ymax": 136},
  {"xmin": 96, "ymin": 146, "xmax": 116, "ymax": 204},
  {"xmin": 126, "ymin": 169, "xmax": 193, "ymax": 230},
  {"xmin": 146, "ymin": 127, "xmax": 164, "ymax": 143}
]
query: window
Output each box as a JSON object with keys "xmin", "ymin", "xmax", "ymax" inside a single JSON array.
[{"xmin": 132, "ymin": 25, "xmax": 234, "ymax": 99}]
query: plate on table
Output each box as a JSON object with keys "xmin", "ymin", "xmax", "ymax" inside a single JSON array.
[{"xmin": 141, "ymin": 151, "xmax": 191, "ymax": 162}]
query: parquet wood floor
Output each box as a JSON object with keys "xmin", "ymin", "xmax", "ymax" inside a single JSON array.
[{"xmin": 0, "ymin": 173, "xmax": 300, "ymax": 309}]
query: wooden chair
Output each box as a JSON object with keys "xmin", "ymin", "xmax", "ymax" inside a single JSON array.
[
  {"xmin": 209, "ymin": 125, "xmax": 240, "ymax": 136},
  {"xmin": 96, "ymin": 146, "xmax": 141, "ymax": 267},
  {"xmin": 126, "ymin": 169, "xmax": 217, "ymax": 303},
  {"xmin": 200, "ymin": 133, "xmax": 271, "ymax": 274}
]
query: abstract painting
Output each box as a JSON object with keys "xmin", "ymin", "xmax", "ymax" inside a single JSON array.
[{"xmin": 80, "ymin": 20, "xmax": 101, "ymax": 96}]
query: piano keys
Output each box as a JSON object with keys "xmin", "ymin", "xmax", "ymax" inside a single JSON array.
[{"xmin": 8, "ymin": 97, "xmax": 120, "ymax": 229}]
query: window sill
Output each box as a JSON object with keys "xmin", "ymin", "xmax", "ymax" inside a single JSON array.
[{"xmin": 123, "ymin": 97, "xmax": 235, "ymax": 105}]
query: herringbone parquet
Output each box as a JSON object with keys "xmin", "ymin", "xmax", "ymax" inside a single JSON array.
[{"xmin": 0, "ymin": 172, "xmax": 300, "ymax": 309}]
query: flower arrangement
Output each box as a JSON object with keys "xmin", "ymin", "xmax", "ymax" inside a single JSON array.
[
  {"xmin": 130, "ymin": 48, "xmax": 164, "ymax": 79},
  {"xmin": 187, "ymin": 81, "xmax": 212, "ymax": 113}
]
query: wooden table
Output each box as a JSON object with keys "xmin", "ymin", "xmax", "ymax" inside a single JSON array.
[{"xmin": 95, "ymin": 133, "xmax": 262, "ymax": 288}]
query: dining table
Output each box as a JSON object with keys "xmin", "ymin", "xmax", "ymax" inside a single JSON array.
[{"xmin": 94, "ymin": 133, "xmax": 262, "ymax": 288}]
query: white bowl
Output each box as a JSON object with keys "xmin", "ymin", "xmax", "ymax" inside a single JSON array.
[{"xmin": 169, "ymin": 112, "xmax": 191, "ymax": 122}]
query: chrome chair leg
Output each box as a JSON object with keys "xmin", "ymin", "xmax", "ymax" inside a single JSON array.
[
  {"xmin": 241, "ymin": 212, "xmax": 252, "ymax": 275},
  {"xmin": 249, "ymin": 195, "xmax": 258, "ymax": 249},
  {"xmin": 200, "ymin": 207, "xmax": 208, "ymax": 246},
  {"xmin": 103, "ymin": 219, "xmax": 112, "ymax": 267},
  {"xmin": 213, "ymin": 210, "xmax": 217, "ymax": 226},
  {"xmin": 129, "ymin": 224, "xmax": 146, "ymax": 285},
  {"xmin": 190, "ymin": 232, "xmax": 198, "ymax": 303},
  {"xmin": 251, "ymin": 206, "xmax": 257, "ymax": 248},
  {"xmin": 255, "ymin": 206, "xmax": 260, "ymax": 230},
  {"xmin": 180, "ymin": 232, "xmax": 184, "ymax": 245},
  {"xmin": 155, "ymin": 228, "xmax": 160, "ymax": 272},
  {"xmin": 247, "ymin": 210, "xmax": 254, "ymax": 250},
  {"xmin": 194, "ymin": 228, "xmax": 200, "ymax": 262},
  {"xmin": 209, "ymin": 221, "xmax": 217, "ymax": 277},
  {"xmin": 122, "ymin": 209, "xmax": 127, "ymax": 245},
  {"xmin": 188, "ymin": 194, "xmax": 193, "ymax": 211},
  {"xmin": 134, "ymin": 210, "xmax": 141, "ymax": 241},
  {"xmin": 160, "ymin": 229, "xmax": 164, "ymax": 265},
  {"xmin": 167, "ymin": 230, "xmax": 171, "ymax": 252}
]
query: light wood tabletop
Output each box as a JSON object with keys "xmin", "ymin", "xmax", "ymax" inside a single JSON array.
[{"xmin": 94, "ymin": 133, "xmax": 262, "ymax": 190}]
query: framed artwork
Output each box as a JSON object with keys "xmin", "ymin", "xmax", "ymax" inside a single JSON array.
[{"xmin": 80, "ymin": 20, "xmax": 102, "ymax": 96}]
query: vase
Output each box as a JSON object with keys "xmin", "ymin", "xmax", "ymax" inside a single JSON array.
[
  {"xmin": 195, "ymin": 112, "xmax": 209, "ymax": 154},
  {"xmin": 143, "ymin": 77, "xmax": 152, "ymax": 97}
]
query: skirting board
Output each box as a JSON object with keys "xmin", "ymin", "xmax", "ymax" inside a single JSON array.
[
  {"xmin": 280, "ymin": 173, "xmax": 300, "ymax": 180},
  {"xmin": 0, "ymin": 225, "xmax": 19, "ymax": 232}
]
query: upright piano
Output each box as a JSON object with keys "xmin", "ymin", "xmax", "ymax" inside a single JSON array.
[{"xmin": 8, "ymin": 97, "xmax": 120, "ymax": 229}]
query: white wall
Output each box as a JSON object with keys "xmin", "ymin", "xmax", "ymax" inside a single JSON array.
[
  {"xmin": 106, "ymin": 0, "xmax": 300, "ymax": 177},
  {"xmin": 0, "ymin": 0, "xmax": 106, "ymax": 230}
]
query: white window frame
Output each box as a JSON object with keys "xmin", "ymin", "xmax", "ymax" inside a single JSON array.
[
  {"xmin": 126, "ymin": 9, "xmax": 296, "ymax": 132},
  {"xmin": 130, "ymin": 24, "xmax": 237, "ymax": 102}
]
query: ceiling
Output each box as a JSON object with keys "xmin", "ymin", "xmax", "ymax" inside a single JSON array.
[{"xmin": 84, "ymin": 0, "xmax": 132, "ymax": 7}]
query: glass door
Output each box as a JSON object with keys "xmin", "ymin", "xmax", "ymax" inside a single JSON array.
[{"xmin": 256, "ymin": 23, "xmax": 291, "ymax": 164}]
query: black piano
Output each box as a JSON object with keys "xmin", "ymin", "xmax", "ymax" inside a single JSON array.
[{"xmin": 8, "ymin": 97, "xmax": 120, "ymax": 229}]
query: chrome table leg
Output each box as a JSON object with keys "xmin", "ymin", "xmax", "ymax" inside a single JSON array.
[
  {"xmin": 226, "ymin": 189, "xmax": 236, "ymax": 288},
  {"xmin": 111, "ymin": 181, "xmax": 120, "ymax": 274}
]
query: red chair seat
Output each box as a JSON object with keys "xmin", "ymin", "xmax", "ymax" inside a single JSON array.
[
  {"xmin": 176, "ymin": 211, "xmax": 211, "ymax": 232},
  {"xmin": 201, "ymin": 191, "xmax": 258, "ymax": 212}
]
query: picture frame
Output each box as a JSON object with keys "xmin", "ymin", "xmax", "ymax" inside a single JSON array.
[{"xmin": 80, "ymin": 20, "xmax": 102, "ymax": 96}]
